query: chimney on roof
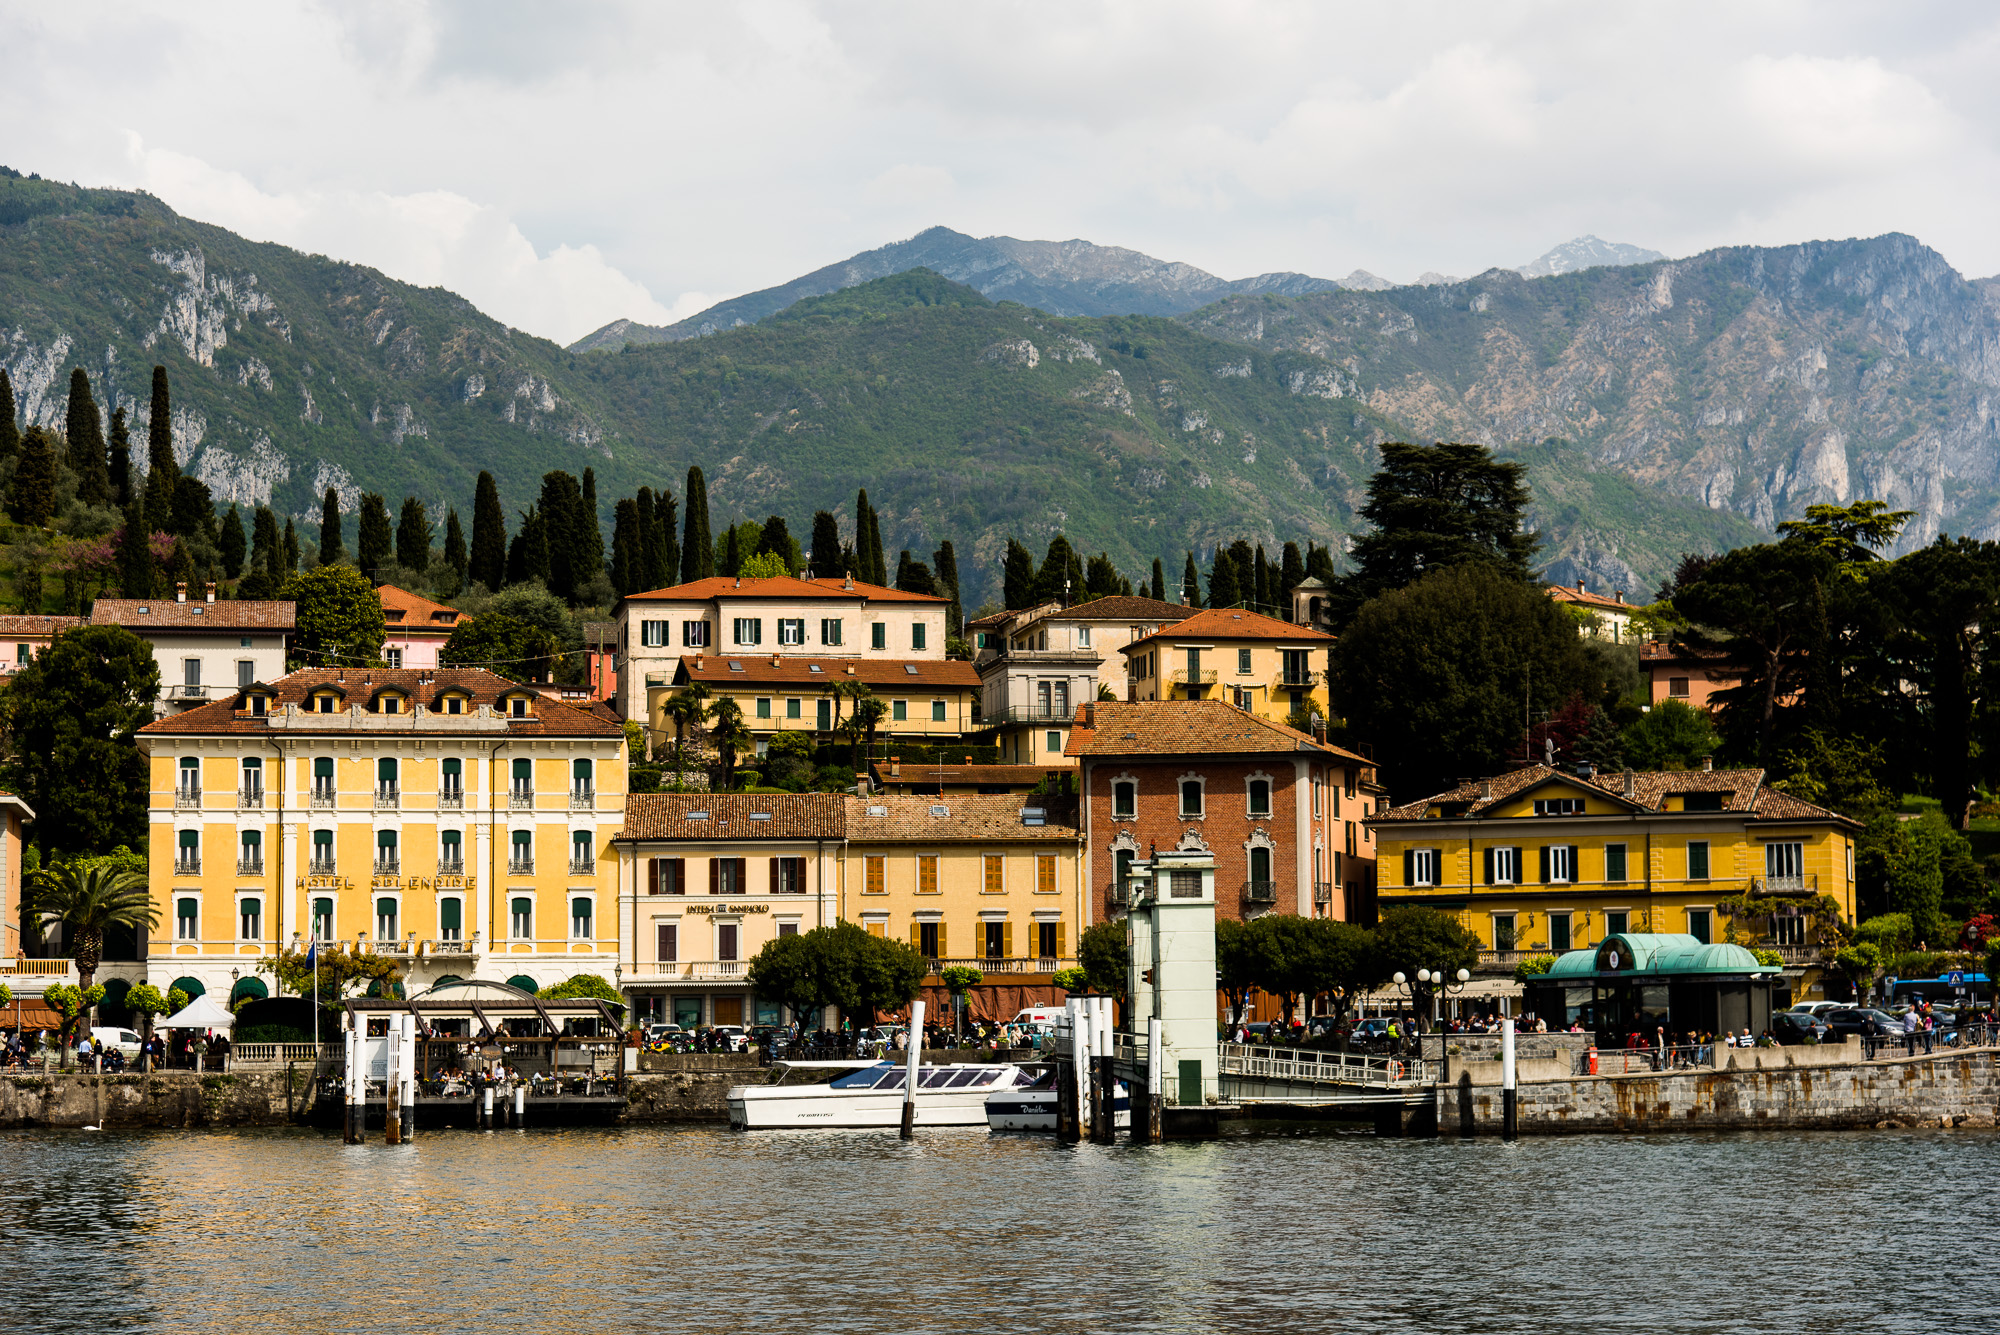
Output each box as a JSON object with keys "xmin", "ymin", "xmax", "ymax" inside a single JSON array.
[
  {"xmin": 964, "ymin": 755, "xmax": 973, "ymax": 765},
  {"xmin": 204, "ymin": 582, "xmax": 216, "ymax": 603},
  {"xmin": 1701, "ymin": 755, "xmax": 1714, "ymax": 772},
  {"xmin": 1614, "ymin": 590, "xmax": 1625, "ymax": 604},
  {"xmin": 1482, "ymin": 779, "xmax": 1493, "ymax": 801},
  {"xmin": 890, "ymin": 755, "xmax": 901, "ymax": 777},
  {"xmin": 1623, "ymin": 769, "xmax": 1636, "ymax": 798},
  {"xmin": 734, "ymin": 576, "xmax": 741, "ymax": 589},
  {"xmin": 856, "ymin": 773, "xmax": 871, "ymax": 797},
  {"xmin": 1576, "ymin": 580, "xmax": 1586, "ymax": 594},
  {"xmin": 844, "ymin": 664, "xmax": 856, "ymax": 675},
  {"xmin": 844, "ymin": 573, "xmax": 855, "ymax": 591},
  {"xmin": 175, "ymin": 582, "xmax": 188, "ymax": 603},
  {"xmin": 1082, "ymin": 702, "xmax": 1096, "ymax": 729}
]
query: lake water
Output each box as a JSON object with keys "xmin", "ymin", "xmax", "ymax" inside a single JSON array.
[{"xmin": 5, "ymin": 1123, "xmax": 1997, "ymax": 1334}]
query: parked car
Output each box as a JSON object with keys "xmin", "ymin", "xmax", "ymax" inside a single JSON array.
[
  {"xmin": 708, "ymin": 1025, "xmax": 748, "ymax": 1053},
  {"xmin": 1346, "ymin": 1018, "xmax": 1399, "ymax": 1052},
  {"xmin": 1787, "ymin": 1002, "xmax": 1846, "ymax": 1017},
  {"xmin": 1769, "ymin": 1012, "xmax": 1832, "ymax": 1045},
  {"xmin": 89, "ymin": 1026, "xmax": 145, "ymax": 1058},
  {"xmin": 1823, "ymin": 1007, "xmax": 1902, "ymax": 1038}
]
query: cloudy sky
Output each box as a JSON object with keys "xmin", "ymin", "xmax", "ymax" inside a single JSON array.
[{"xmin": 8, "ymin": 1, "xmax": 2000, "ymax": 345}]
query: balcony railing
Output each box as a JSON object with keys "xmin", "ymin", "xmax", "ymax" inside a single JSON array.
[
  {"xmin": 508, "ymin": 859, "xmax": 535, "ymax": 875},
  {"xmin": 174, "ymin": 788, "xmax": 201, "ymax": 810},
  {"xmin": 374, "ymin": 858, "xmax": 401, "ymax": 874},
  {"xmin": 439, "ymin": 790, "xmax": 464, "ymax": 811},
  {"xmin": 1242, "ymin": 880, "xmax": 1277, "ymax": 904},
  {"xmin": 921, "ymin": 957, "xmax": 1072, "ymax": 976},
  {"xmin": 1750, "ymin": 874, "xmax": 1819, "ymax": 897},
  {"xmin": 510, "ymin": 790, "xmax": 534, "ymax": 810},
  {"xmin": 569, "ymin": 858, "xmax": 596, "ymax": 876},
  {"xmin": 1758, "ymin": 943, "xmax": 1828, "ymax": 965},
  {"xmin": 0, "ymin": 959, "xmax": 75, "ymax": 978},
  {"xmin": 570, "ymin": 790, "xmax": 595, "ymax": 811},
  {"xmin": 236, "ymin": 857, "xmax": 264, "ymax": 876},
  {"xmin": 1275, "ymin": 670, "xmax": 1320, "ymax": 689},
  {"xmin": 1171, "ymin": 668, "xmax": 1218, "ymax": 685},
  {"xmin": 1313, "ymin": 881, "xmax": 1333, "ymax": 905},
  {"xmin": 174, "ymin": 858, "xmax": 201, "ymax": 876},
  {"xmin": 309, "ymin": 859, "xmax": 337, "ymax": 875},
  {"xmin": 652, "ymin": 961, "xmax": 749, "ymax": 979},
  {"xmin": 438, "ymin": 857, "xmax": 465, "ymax": 875},
  {"xmin": 310, "ymin": 790, "xmax": 335, "ymax": 810},
  {"xmin": 238, "ymin": 789, "xmax": 264, "ymax": 810},
  {"xmin": 374, "ymin": 786, "xmax": 400, "ymax": 811},
  {"xmin": 984, "ymin": 705, "xmax": 1077, "ymax": 726},
  {"xmin": 165, "ymin": 684, "xmax": 211, "ymax": 701},
  {"xmin": 1108, "ymin": 882, "xmax": 1133, "ymax": 908}
]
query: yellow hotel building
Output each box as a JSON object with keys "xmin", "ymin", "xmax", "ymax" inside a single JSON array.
[
  {"xmin": 137, "ymin": 667, "xmax": 626, "ymax": 1005},
  {"xmin": 1121, "ymin": 607, "xmax": 1335, "ymax": 725},
  {"xmin": 1367, "ymin": 764, "xmax": 1859, "ymax": 960}
]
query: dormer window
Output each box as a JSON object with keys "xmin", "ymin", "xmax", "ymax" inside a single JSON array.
[
  {"xmin": 378, "ymin": 696, "xmax": 402, "ymax": 715},
  {"xmin": 445, "ymin": 695, "xmax": 465, "ymax": 715},
  {"xmin": 505, "ymin": 695, "xmax": 531, "ymax": 718},
  {"xmin": 315, "ymin": 694, "xmax": 339, "ymax": 714},
  {"xmin": 247, "ymin": 694, "xmax": 268, "ymax": 716}
]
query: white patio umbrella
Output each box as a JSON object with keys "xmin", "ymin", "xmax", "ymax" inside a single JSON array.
[{"xmin": 159, "ymin": 993, "xmax": 238, "ymax": 1030}]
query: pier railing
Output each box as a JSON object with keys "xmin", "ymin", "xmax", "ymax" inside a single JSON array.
[
  {"xmin": 1862, "ymin": 1023, "xmax": 2000, "ymax": 1059},
  {"xmin": 1217, "ymin": 1042, "xmax": 1433, "ymax": 1087},
  {"xmin": 231, "ymin": 1042, "xmax": 343, "ymax": 1069},
  {"xmin": 1578, "ymin": 1044, "xmax": 1717, "ymax": 1075}
]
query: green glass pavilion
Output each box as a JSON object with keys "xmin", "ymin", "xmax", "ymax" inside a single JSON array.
[{"xmin": 1523, "ymin": 933, "xmax": 1783, "ymax": 1043}]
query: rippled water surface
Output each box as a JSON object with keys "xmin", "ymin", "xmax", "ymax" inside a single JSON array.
[{"xmin": 4, "ymin": 1122, "xmax": 1997, "ymax": 1334}]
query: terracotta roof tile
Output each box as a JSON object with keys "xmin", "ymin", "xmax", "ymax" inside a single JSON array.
[
  {"xmin": 1547, "ymin": 584, "xmax": 1634, "ymax": 612},
  {"xmin": 845, "ymin": 794, "xmax": 1080, "ymax": 842},
  {"xmin": 92, "ymin": 598, "xmax": 296, "ymax": 632},
  {"xmin": 0, "ymin": 614, "xmax": 82, "ymax": 637},
  {"xmin": 378, "ymin": 584, "xmax": 464, "ymax": 629},
  {"xmin": 1049, "ymin": 595, "xmax": 1194, "ymax": 622},
  {"xmin": 1123, "ymin": 606, "xmax": 1335, "ymax": 652},
  {"xmin": 619, "ymin": 792, "xmax": 847, "ymax": 840},
  {"xmin": 621, "ymin": 575, "xmax": 946, "ymax": 604},
  {"xmin": 1064, "ymin": 699, "xmax": 1361, "ymax": 762},
  {"xmin": 878, "ymin": 764, "xmax": 1064, "ymax": 787},
  {"xmin": 678, "ymin": 656, "xmax": 979, "ymax": 688},
  {"xmin": 1371, "ymin": 763, "xmax": 1856, "ymax": 826},
  {"xmin": 137, "ymin": 667, "xmax": 620, "ymax": 737}
]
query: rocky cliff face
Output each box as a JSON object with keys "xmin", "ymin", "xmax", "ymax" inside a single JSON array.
[{"xmin": 1181, "ymin": 233, "xmax": 2000, "ymax": 590}]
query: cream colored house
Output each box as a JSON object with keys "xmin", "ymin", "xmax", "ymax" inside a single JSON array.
[
  {"xmin": 92, "ymin": 586, "xmax": 294, "ymax": 717},
  {"xmin": 1121, "ymin": 606, "xmax": 1336, "ymax": 725}
]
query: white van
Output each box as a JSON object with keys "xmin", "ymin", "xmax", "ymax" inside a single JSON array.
[
  {"xmin": 1010, "ymin": 1006, "xmax": 1065, "ymax": 1030},
  {"xmin": 90, "ymin": 1027, "xmax": 145, "ymax": 1058}
]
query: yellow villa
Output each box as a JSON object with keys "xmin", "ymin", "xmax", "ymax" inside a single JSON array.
[
  {"xmin": 674, "ymin": 654, "xmax": 982, "ymax": 753},
  {"xmin": 136, "ymin": 667, "xmax": 626, "ymax": 1006},
  {"xmin": 1121, "ymin": 606, "xmax": 1335, "ymax": 725},
  {"xmin": 1367, "ymin": 763, "xmax": 1860, "ymax": 964}
]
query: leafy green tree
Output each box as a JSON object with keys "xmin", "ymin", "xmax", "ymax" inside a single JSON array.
[
  {"xmin": 1873, "ymin": 536, "xmax": 2000, "ymax": 824},
  {"xmin": 0, "ymin": 367, "xmax": 17, "ymax": 459},
  {"xmin": 538, "ymin": 470, "xmax": 593, "ymax": 599},
  {"xmin": 1575, "ymin": 705, "xmax": 1625, "ymax": 772},
  {"xmin": 441, "ymin": 611, "xmax": 562, "ymax": 680},
  {"xmin": 356, "ymin": 492, "xmax": 393, "ymax": 576},
  {"xmin": 281, "ymin": 564, "xmax": 386, "ymax": 668},
  {"xmin": 757, "ymin": 514, "xmax": 794, "ymax": 563},
  {"xmin": 218, "ymin": 505, "xmax": 246, "ymax": 579},
  {"xmin": 682, "ymin": 466, "xmax": 714, "ymax": 581},
  {"xmin": 442, "ymin": 507, "xmax": 468, "ymax": 584},
  {"xmin": 507, "ymin": 505, "xmax": 551, "ymax": 586},
  {"xmin": 0, "ymin": 625, "xmax": 157, "ymax": 858},
  {"xmin": 395, "ymin": 496, "xmax": 433, "ymax": 573},
  {"xmin": 281, "ymin": 519, "xmax": 299, "ymax": 575},
  {"xmin": 66, "ymin": 367, "xmax": 111, "ymax": 507},
  {"xmin": 745, "ymin": 921, "xmax": 924, "ymax": 1030},
  {"xmin": 8, "ymin": 425, "xmax": 57, "ymax": 526},
  {"xmin": 1332, "ymin": 441, "xmax": 1540, "ymax": 627},
  {"xmin": 855, "ymin": 487, "xmax": 886, "ymax": 585},
  {"xmin": 1077, "ymin": 920, "xmax": 1127, "ymax": 997},
  {"xmin": 647, "ymin": 485, "xmax": 679, "ymax": 586},
  {"xmin": 736, "ymin": 551, "xmax": 786, "ymax": 579},
  {"xmin": 1776, "ymin": 500, "xmax": 1913, "ymax": 572},
  {"xmin": 143, "ymin": 366, "xmax": 179, "ymax": 534},
  {"xmin": 261, "ymin": 944, "xmax": 401, "ymax": 1013},
  {"xmin": 42, "ymin": 982, "xmax": 105, "ymax": 1053},
  {"xmin": 108, "ymin": 405, "xmax": 132, "ymax": 507},
  {"xmin": 939, "ymin": 965, "xmax": 983, "ymax": 1042},
  {"xmin": 1279, "ymin": 542, "xmax": 1305, "ymax": 619},
  {"xmin": 539, "ymin": 972, "xmax": 626, "ymax": 1023},
  {"xmin": 1833, "ymin": 941, "xmax": 1882, "ymax": 1002},
  {"xmin": 1332, "ymin": 563, "xmax": 1602, "ymax": 800},
  {"xmin": 26, "ymin": 861, "xmax": 157, "ymax": 996},
  {"xmin": 125, "ymin": 982, "xmax": 170, "ymax": 1060},
  {"xmin": 1208, "ymin": 544, "xmax": 1241, "ymax": 609},
  {"xmin": 711, "ymin": 697, "xmax": 753, "ymax": 786},
  {"xmin": 1619, "ymin": 699, "xmax": 1720, "ymax": 771},
  {"xmin": 1216, "ymin": 917, "xmax": 1258, "ymax": 1026},
  {"xmin": 895, "ymin": 551, "xmax": 938, "ymax": 595},
  {"xmin": 580, "ymin": 467, "xmax": 605, "ymax": 586},
  {"xmin": 469, "ymin": 471, "xmax": 507, "ymax": 589},
  {"xmin": 319, "ymin": 487, "xmax": 344, "ymax": 565},
  {"xmin": 1032, "ymin": 534, "xmax": 1082, "ymax": 605},
  {"xmin": 661, "ymin": 684, "xmax": 710, "ymax": 782},
  {"xmin": 1768, "ymin": 729, "xmax": 1893, "ymax": 820},
  {"xmin": 1371, "ymin": 906, "xmax": 1480, "ymax": 1032},
  {"xmin": 168, "ymin": 475, "xmax": 216, "ymax": 547},
  {"xmin": 1513, "ymin": 954, "xmax": 1558, "ymax": 984}
]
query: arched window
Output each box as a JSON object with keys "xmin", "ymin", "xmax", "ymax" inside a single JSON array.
[
  {"xmin": 1179, "ymin": 778, "xmax": 1204, "ymax": 818},
  {"xmin": 1247, "ymin": 778, "xmax": 1271, "ymax": 818},
  {"xmin": 571, "ymin": 897, "xmax": 593, "ymax": 940},
  {"xmin": 439, "ymin": 897, "xmax": 463, "ymax": 943}
]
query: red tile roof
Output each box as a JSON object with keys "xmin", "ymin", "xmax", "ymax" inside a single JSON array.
[
  {"xmin": 619, "ymin": 792, "xmax": 847, "ymax": 840},
  {"xmin": 1547, "ymin": 584, "xmax": 1634, "ymax": 612},
  {"xmin": 1123, "ymin": 606, "xmax": 1335, "ymax": 652},
  {"xmin": 92, "ymin": 598, "xmax": 295, "ymax": 632},
  {"xmin": 0, "ymin": 615, "xmax": 82, "ymax": 637},
  {"xmin": 621, "ymin": 575, "xmax": 946, "ymax": 604},
  {"xmin": 137, "ymin": 667, "xmax": 620, "ymax": 737},
  {"xmin": 846, "ymin": 794, "xmax": 1081, "ymax": 842},
  {"xmin": 379, "ymin": 584, "xmax": 463, "ymax": 630},
  {"xmin": 677, "ymin": 656, "xmax": 979, "ymax": 688},
  {"xmin": 1371, "ymin": 763, "xmax": 1858, "ymax": 827},
  {"xmin": 1065, "ymin": 698, "xmax": 1363, "ymax": 762}
]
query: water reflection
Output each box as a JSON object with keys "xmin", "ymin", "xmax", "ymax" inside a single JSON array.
[{"xmin": 2, "ymin": 1125, "xmax": 1996, "ymax": 1334}]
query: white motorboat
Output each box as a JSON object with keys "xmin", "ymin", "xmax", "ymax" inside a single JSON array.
[
  {"xmin": 985, "ymin": 1067, "xmax": 1131, "ymax": 1131},
  {"xmin": 728, "ymin": 1060, "xmax": 1031, "ymax": 1129}
]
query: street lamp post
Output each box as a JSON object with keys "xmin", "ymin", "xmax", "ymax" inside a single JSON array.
[{"xmin": 1388, "ymin": 967, "xmax": 1473, "ymax": 1036}]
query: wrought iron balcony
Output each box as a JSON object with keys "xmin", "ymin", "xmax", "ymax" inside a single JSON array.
[
  {"xmin": 508, "ymin": 858, "xmax": 535, "ymax": 875},
  {"xmin": 309, "ymin": 858, "xmax": 337, "ymax": 875},
  {"xmin": 510, "ymin": 790, "xmax": 535, "ymax": 810},
  {"xmin": 238, "ymin": 789, "xmax": 264, "ymax": 810},
  {"xmin": 1750, "ymin": 874, "xmax": 1819, "ymax": 897},
  {"xmin": 984, "ymin": 705, "xmax": 1079, "ymax": 726},
  {"xmin": 569, "ymin": 858, "xmax": 596, "ymax": 876},
  {"xmin": 174, "ymin": 857, "xmax": 201, "ymax": 876},
  {"xmin": 1172, "ymin": 668, "xmax": 1218, "ymax": 685},
  {"xmin": 1243, "ymin": 880, "xmax": 1277, "ymax": 904},
  {"xmin": 439, "ymin": 791, "xmax": 464, "ymax": 811},
  {"xmin": 374, "ymin": 857, "xmax": 400, "ymax": 874},
  {"xmin": 236, "ymin": 857, "xmax": 264, "ymax": 876},
  {"xmin": 310, "ymin": 790, "xmax": 335, "ymax": 811},
  {"xmin": 437, "ymin": 857, "xmax": 465, "ymax": 875},
  {"xmin": 1275, "ymin": 670, "xmax": 1320, "ymax": 689},
  {"xmin": 1108, "ymin": 882, "xmax": 1133, "ymax": 908},
  {"xmin": 174, "ymin": 788, "xmax": 201, "ymax": 810},
  {"xmin": 374, "ymin": 786, "xmax": 400, "ymax": 811},
  {"xmin": 1313, "ymin": 881, "xmax": 1333, "ymax": 905},
  {"xmin": 570, "ymin": 790, "xmax": 595, "ymax": 811}
]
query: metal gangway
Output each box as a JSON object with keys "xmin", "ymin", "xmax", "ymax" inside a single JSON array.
[{"xmin": 1216, "ymin": 1042, "xmax": 1435, "ymax": 1107}]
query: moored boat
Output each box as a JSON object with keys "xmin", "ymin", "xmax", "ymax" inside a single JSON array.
[
  {"xmin": 985, "ymin": 1066, "xmax": 1131, "ymax": 1131},
  {"xmin": 728, "ymin": 1060, "xmax": 1030, "ymax": 1129}
]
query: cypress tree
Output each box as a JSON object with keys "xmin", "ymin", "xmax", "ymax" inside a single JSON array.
[
  {"xmin": 654, "ymin": 484, "xmax": 679, "ymax": 586},
  {"xmin": 143, "ymin": 366, "xmax": 178, "ymax": 534},
  {"xmin": 855, "ymin": 489, "xmax": 888, "ymax": 586},
  {"xmin": 538, "ymin": 471, "xmax": 589, "ymax": 599},
  {"xmin": 1254, "ymin": 544, "xmax": 1272, "ymax": 614},
  {"xmin": 507, "ymin": 506, "xmax": 550, "ymax": 586},
  {"xmin": 1031, "ymin": 534, "xmax": 1080, "ymax": 605},
  {"xmin": 0, "ymin": 368, "xmax": 18, "ymax": 459},
  {"xmin": 1209, "ymin": 546, "xmax": 1240, "ymax": 609},
  {"xmin": 168, "ymin": 476, "xmax": 215, "ymax": 543},
  {"xmin": 580, "ymin": 467, "xmax": 604, "ymax": 584},
  {"xmin": 895, "ymin": 549, "xmax": 916, "ymax": 590},
  {"xmin": 465, "ymin": 472, "xmax": 505, "ymax": 589},
  {"xmin": 1151, "ymin": 558, "xmax": 1166, "ymax": 602},
  {"xmin": 722, "ymin": 524, "xmax": 742, "ymax": 578},
  {"xmin": 168, "ymin": 538, "xmax": 195, "ymax": 593},
  {"xmin": 610, "ymin": 498, "xmax": 640, "ymax": 596},
  {"xmin": 395, "ymin": 496, "xmax": 433, "ymax": 573},
  {"xmin": 841, "ymin": 542, "xmax": 858, "ymax": 577},
  {"xmin": 1003, "ymin": 539, "xmax": 1035, "ymax": 609},
  {"xmin": 66, "ymin": 368, "xmax": 111, "ymax": 507},
  {"xmin": 320, "ymin": 488, "xmax": 344, "ymax": 565},
  {"xmin": 682, "ymin": 466, "xmax": 713, "ymax": 581},
  {"xmin": 219, "ymin": 505, "xmax": 247, "ymax": 579},
  {"xmin": 108, "ymin": 406, "xmax": 132, "ymax": 507},
  {"xmin": 757, "ymin": 514, "xmax": 793, "ymax": 564},
  {"xmin": 9, "ymin": 427, "xmax": 58, "ymax": 526},
  {"xmin": 1306, "ymin": 541, "xmax": 1338, "ymax": 586},
  {"xmin": 932, "ymin": 540, "xmax": 962, "ymax": 636},
  {"xmin": 634, "ymin": 489, "xmax": 659, "ymax": 589},
  {"xmin": 117, "ymin": 501, "xmax": 155, "ymax": 599},
  {"xmin": 251, "ymin": 506, "xmax": 279, "ymax": 573},
  {"xmin": 443, "ymin": 507, "xmax": 468, "ymax": 583},
  {"xmin": 357, "ymin": 493, "xmax": 393, "ymax": 576},
  {"xmin": 810, "ymin": 511, "xmax": 842, "ymax": 577},
  {"xmin": 281, "ymin": 520, "xmax": 299, "ymax": 575},
  {"xmin": 1279, "ymin": 542, "xmax": 1305, "ymax": 620},
  {"xmin": 1182, "ymin": 552, "xmax": 1203, "ymax": 608}
]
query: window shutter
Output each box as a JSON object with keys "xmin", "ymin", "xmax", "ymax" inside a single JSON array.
[
  {"xmin": 769, "ymin": 858, "xmax": 779, "ymax": 894},
  {"xmin": 1483, "ymin": 848, "xmax": 1494, "ymax": 886},
  {"xmin": 1056, "ymin": 923, "xmax": 1066, "ymax": 958},
  {"xmin": 937, "ymin": 922, "xmax": 947, "ymax": 958},
  {"xmin": 1513, "ymin": 848, "xmax": 1524, "ymax": 883},
  {"xmin": 669, "ymin": 858, "xmax": 684, "ymax": 894},
  {"xmin": 1403, "ymin": 849, "xmax": 1414, "ymax": 887},
  {"xmin": 911, "ymin": 922, "xmax": 921, "ymax": 950},
  {"xmin": 1538, "ymin": 846, "xmax": 1550, "ymax": 884},
  {"xmin": 1569, "ymin": 846, "xmax": 1581, "ymax": 881},
  {"xmin": 708, "ymin": 859, "xmax": 718, "ymax": 894},
  {"xmin": 736, "ymin": 858, "xmax": 748, "ymax": 891},
  {"xmin": 648, "ymin": 859, "xmax": 660, "ymax": 894}
]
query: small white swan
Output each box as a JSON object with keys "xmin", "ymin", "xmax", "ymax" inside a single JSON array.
[{"xmin": 81, "ymin": 1125, "xmax": 101, "ymax": 1131}]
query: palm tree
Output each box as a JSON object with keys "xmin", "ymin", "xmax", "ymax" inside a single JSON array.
[
  {"xmin": 854, "ymin": 695, "xmax": 889, "ymax": 771},
  {"xmin": 661, "ymin": 683, "xmax": 711, "ymax": 790},
  {"xmin": 710, "ymin": 697, "xmax": 753, "ymax": 788},
  {"xmin": 28, "ymin": 862, "xmax": 158, "ymax": 1020}
]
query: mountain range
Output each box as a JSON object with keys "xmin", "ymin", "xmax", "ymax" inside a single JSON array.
[{"xmin": 4, "ymin": 166, "xmax": 1995, "ymax": 609}]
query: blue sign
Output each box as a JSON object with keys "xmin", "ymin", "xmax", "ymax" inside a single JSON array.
[{"xmin": 1948, "ymin": 970, "xmax": 1966, "ymax": 987}]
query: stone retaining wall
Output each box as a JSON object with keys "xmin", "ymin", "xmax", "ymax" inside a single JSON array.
[
  {"xmin": 1439, "ymin": 1048, "xmax": 2000, "ymax": 1134},
  {"xmin": 0, "ymin": 1070, "xmax": 321, "ymax": 1128}
]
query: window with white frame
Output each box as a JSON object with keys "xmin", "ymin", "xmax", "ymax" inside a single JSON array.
[
  {"xmin": 570, "ymin": 896, "xmax": 594, "ymax": 940},
  {"xmin": 510, "ymin": 896, "xmax": 534, "ymax": 939},
  {"xmin": 175, "ymin": 896, "xmax": 199, "ymax": 940},
  {"xmin": 778, "ymin": 618, "xmax": 805, "ymax": 645},
  {"xmin": 311, "ymin": 896, "xmax": 334, "ymax": 941},
  {"xmin": 682, "ymin": 621, "xmax": 710, "ymax": 648},
  {"xmin": 439, "ymin": 896, "xmax": 464, "ymax": 942},
  {"xmin": 1488, "ymin": 846, "xmax": 1521, "ymax": 884},
  {"xmin": 1179, "ymin": 777, "xmax": 1205, "ymax": 818},
  {"xmin": 1247, "ymin": 777, "xmax": 1271, "ymax": 818},
  {"xmin": 238, "ymin": 897, "xmax": 262, "ymax": 941},
  {"xmin": 374, "ymin": 896, "xmax": 399, "ymax": 942},
  {"xmin": 1544, "ymin": 844, "xmax": 1578, "ymax": 883},
  {"xmin": 1408, "ymin": 847, "xmax": 1440, "ymax": 887},
  {"xmin": 1112, "ymin": 780, "xmax": 1137, "ymax": 819},
  {"xmin": 821, "ymin": 618, "xmax": 843, "ymax": 645},
  {"xmin": 1765, "ymin": 841, "xmax": 1805, "ymax": 885},
  {"xmin": 641, "ymin": 620, "xmax": 669, "ymax": 647},
  {"xmin": 733, "ymin": 617, "xmax": 763, "ymax": 646}
]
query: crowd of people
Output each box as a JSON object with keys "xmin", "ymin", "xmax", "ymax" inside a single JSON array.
[{"xmin": 0, "ymin": 1028, "xmax": 231, "ymax": 1071}]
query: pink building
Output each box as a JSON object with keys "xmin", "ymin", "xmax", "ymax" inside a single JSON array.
[{"xmin": 378, "ymin": 585, "xmax": 463, "ymax": 670}]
